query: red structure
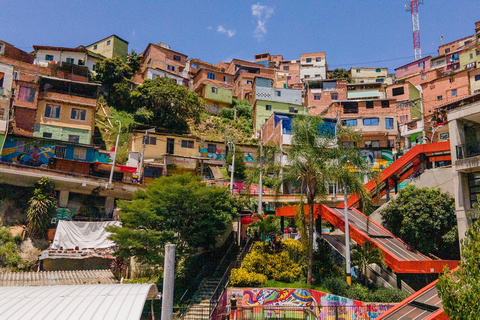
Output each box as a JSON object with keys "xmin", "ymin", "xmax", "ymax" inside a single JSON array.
[{"xmin": 406, "ymin": 0, "xmax": 423, "ymax": 61}]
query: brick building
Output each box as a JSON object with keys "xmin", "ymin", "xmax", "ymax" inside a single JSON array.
[{"xmin": 304, "ymin": 78, "xmax": 347, "ymax": 116}]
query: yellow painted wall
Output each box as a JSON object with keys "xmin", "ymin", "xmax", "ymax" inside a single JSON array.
[
  {"xmin": 36, "ymin": 100, "xmax": 95, "ymax": 132},
  {"xmin": 130, "ymin": 132, "xmax": 199, "ymax": 160}
]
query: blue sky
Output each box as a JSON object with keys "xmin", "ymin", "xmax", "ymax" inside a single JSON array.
[{"xmin": 1, "ymin": 1, "xmax": 480, "ymax": 72}]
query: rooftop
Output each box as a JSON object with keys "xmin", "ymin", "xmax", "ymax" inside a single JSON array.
[{"xmin": 0, "ymin": 270, "xmax": 117, "ymax": 287}]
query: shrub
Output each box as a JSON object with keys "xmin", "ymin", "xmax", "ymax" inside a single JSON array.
[
  {"xmin": 282, "ymin": 239, "xmax": 307, "ymax": 265},
  {"xmin": 230, "ymin": 268, "xmax": 267, "ymax": 287},
  {"xmin": 369, "ymin": 287, "xmax": 408, "ymax": 303}
]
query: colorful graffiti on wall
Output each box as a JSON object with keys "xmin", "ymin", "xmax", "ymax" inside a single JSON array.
[
  {"xmin": 198, "ymin": 145, "xmax": 257, "ymax": 164},
  {"xmin": 1, "ymin": 136, "xmax": 55, "ymax": 166},
  {"xmin": 361, "ymin": 149, "xmax": 394, "ymax": 171},
  {"xmin": 223, "ymin": 288, "xmax": 395, "ymax": 319}
]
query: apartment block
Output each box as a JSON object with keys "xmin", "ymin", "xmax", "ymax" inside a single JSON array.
[
  {"xmin": 33, "ymin": 45, "xmax": 104, "ymax": 72},
  {"xmin": 228, "ymin": 59, "xmax": 275, "ymax": 100},
  {"xmin": 395, "ymin": 57, "xmax": 431, "ymax": 80},
  {"xmin": 86, "ymin": 34, "xmax": 129, "ymax": 61},
  {"xmin": 0, "ymin": 61, "xmax": 14, "ymax": 146},
  {"xmin": 300, "ymin": 52, "xmax": 326, "ymax": 80},
  {"xmin": 347, "ymin": 82, "xmax": 387, "ymax": 100},
  {"xmin": 350, "ymin": 67, "xmax": 393, "ymax": 84},
  {"xmin": 252, "ymin": 77, "xmax": 303, "ymax": 132},
  {"xmin": 0, "ymin": 40, "xmax": 33, "ymax": 63},
  {"xmin": 459, "ymin": 46, "xmax": 480, "ymax": 71},
  {"xmin": 192, "ymin": 68, "xmax": 233, "ymax": 92},
  {"xmin": 305, "ymin": 79, "xmax": 347, "ymax": 116},
  {"xmin": 469, "ymin": 68, "xmax": 480, "ymax": 94},
  {"xmin": 255, "ymin": 53, "xmax": 301, "ymax": 89}
]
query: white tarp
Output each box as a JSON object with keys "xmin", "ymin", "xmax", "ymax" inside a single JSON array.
[{"xmin": 51, "ymin": 221, "xmax": 121, "ymax": 250}]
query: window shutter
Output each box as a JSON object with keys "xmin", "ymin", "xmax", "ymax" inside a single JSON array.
[
  {"xmin": 45, "ymin": 105, "xmax": 51, "ymax": 117},
  {"xmin": 81, "ymin": 110, "xmax": 86, "ymax": 121},
  {"xmin": 55, "ymin": 106, "xmax": 60, "ymax": 118},
  {"xmin": 71, "ymin": 109, "xmax": 76, "ymax": 119}
]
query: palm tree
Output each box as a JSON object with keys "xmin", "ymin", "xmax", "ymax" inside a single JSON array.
[
  {"xmin": 351, "ymin": 241, "xmax": 386, "ymax": 286},
  {"xmin": 285, "ymin": 116, "xmax": 335, "ymax": 285},
  {"xmin": 250, "ymin": 213, "xmax": 278, "ymax": 248},
  {"xmin": 26, "ymin": 177, "xmax": 58, "ymax": 238}
]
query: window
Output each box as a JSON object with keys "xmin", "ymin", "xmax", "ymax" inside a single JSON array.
[
  {"xmin": 167, "ymin": 65, "xmax": 175, "ymax": 72},
  {"xmin": 381, "ymin": 100, "xmax": 390, "ymax": 108},
  {"xmin": 331, "ymin": 93, "xmax": 338, "ymax": 100},
  {"xmin": 376, "ymin": 78, "xmax": 384, "ymax": 83},
  {"xmin": 181, "ymin": 140, "xmax": 194, "ymax": 148},
  {"xmin": 73, "ymin": 147, "xmax": 87, "ymax": 160},
  {"xmin": 276, "ymin": 91, "xmax": 281, "ymax": 97},
  {"xmin": 365, "ymin": 140, "xmax": 380, "ymax": 148},
  {"xmin": 266, "ymin": 105, "xmax": 272, "ymax": 111},
  {"xmin": 363, "ymin": 118, "xmax": 379, "ymax": 126},
  {"xmin": 211, "ymin": 87, "xmax": 218, "ymax": 94},
  {"xmin": 445, "ymin": 48, "xmax": 450, "ymax": 53},
  {"xmin": 289, "ymin": 107, "xmax": 298, "ymax": 113},
  {"xmin": 399, "ymin": 114, "xmax": 409, "ymax": 123},
  {"xmin": 71, "ymin": 108, "xmax": 86, "ymax": 121},
  {"xmin": 247, "ymin": 80, "xmax": 253, "ymax": 84},
  {"xmin": 78, "ymin": 59, "xmax": 85, "ymax": 66},
  {"xmin": 440, "ymin": 132, "xmax": 449, "ymax": 140},
  {"xmin": 283, "ymin": 66, "xmax": 290, "ymax": 71},
  {"xmin": 342, "ymin": 141, "xmax": 356, "ymax": 148},
  {"xmin": 343, "ymin": 102, "xmax": 358, "ymax": 114},
  {"xmin": 388, "ymin": 139, "xmax": 395, "ymax": 148},
  {"xmin": 366, "ymin": 101, "xmax": 374, "ymax": 109},
  {"xmin": 44, "ymin": 104, "xmax": 61, "ymax": 119},
  {"xmin": 166, "ymin": 138, "xmax": 175, "ymax": 154},
  {"xmin": 421, "ymin": 74, "xmax": 427, "ymax": 80},
  {"xmin": 392, "ymin": 87, "xmax": 404, "ymax": 96},
  {"xmin": 316, "ymin": 57, "xmax": 322, "ymax": 62},
  {"xmin": 315, "ymin": 74, "xmax": 321, "ymax": 77},
  {"xmin": 66, "ymin": 58, "xmax": 74, "ymax": 64},
  {"xmin": 68, "ymin": 135, "xmax": 80, "ymax": 143},
  {"xmin": 13, "ymin": 71, "xmax": 18, "ymax": 80},
  {"xmin": 107, "ymin": 40, "xmax": 111, "ymax": 46},
  {"xmin": 93, "ymin": 45, "xmax": 98, "ymax": 50},
  {"xmin": 54, "ymin": 145, "xmax": 66, "ymax": 158},
  {"xmin": 452, "ymin": 89, "xmax": 458, "ymax": 96},
  {"xmin": 144, "ymin": 136, "xmax": 156, "ymax": 145},
  {"xmin": 437, "ymin": 95, "xmax": 443, "ymax": 101},
  {"xmin": 356, "ymin": 69, "xmax": 360, "ymax": 73},
  {"xmin": 287, "ymin": 76, "xmax": 291, "ymax": 80},
  {"xmin": 323, "ymin": 82, "xmax": 337, "ymax": 91},
  {"xmin": 173, "ymin": 55, "xmax": 181, "ymax": 62},
  {"xmin": 0, "ymin": 72, "xmax": 3, "ymax": 88},
  {"xmin": 313, "ymin": 94, "xmax": 321, "ymax": 100},
  {"xmin": 418, "ymin": 62, "xmax": 425, "ymax": 67},
  {"xmin": 304, "ymin": 75, "xmax": 310, "ymax": 78},
  {"xmin": 342, "ymin": 119, "xmax": 357, "ymax": 126},
  {"xmin": 306, "ymin": 58, "xmax": 312, "ymax": 63},
  {"xmin": 403, "ymin": 67, "xmax": 408, "ymax": 71},
  {"xmin": 475, "ymin": 74, "xmax": 480, "ymax": 81},
  {"xmin": 191, "ymin": 63, "xmax": 197, "ymax": 69},
  {"xmin": 207, "ymin": 144, "xmax": 216, "ymax": 153},
  {"xmin": 45, "ymin": 54, "xmax": 54, "ymax": 61},
  {"xmin": 43, "ymin": 132, "xmax": 52, "ymax": 138},
  {"xmin": 470, "ymin": 53, "xmax": 474, "ymax": 59},
  {"xmin": 375, "ymin": 68, "xmax": 381, "ymax": 72},
  {"xmin": 223, "ymin": 76, "xmax": 229, "ymax": 82},
  {"xmin": 207, "ymin": 72, "xmax": 215, "ymax": 80},
  {"xmin": 386, "ymin": 118, "xmax": 394, "ymax": 129}
]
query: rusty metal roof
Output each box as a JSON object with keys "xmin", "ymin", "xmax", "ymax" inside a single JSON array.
[{"xmin": 0, "ymin": 270, "xmax": 117, "ymax": 287}]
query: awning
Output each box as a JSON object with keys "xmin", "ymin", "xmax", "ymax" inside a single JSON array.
[
  {"xmin": 94, "ymin": 162, "xmax": 137, "ymax": 173},
  {"xmin": 209, "ymin": 165, "xmax": 223, "ymax": 180},
  {"xmin": 0, "ymin": 283, "xmax": 158, "ymax": 320},
  {"xmin": 51, "ymin": 220, "xmax": 121, "ymax": 250}
]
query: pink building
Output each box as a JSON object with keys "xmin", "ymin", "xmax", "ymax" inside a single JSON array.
[{"xmin": 395, "ymin": 56, "xmax": 431, "ymax": 80}]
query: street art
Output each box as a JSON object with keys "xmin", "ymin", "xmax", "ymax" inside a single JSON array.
[
  {"xmin": 1, "ymin": 136, "xmax": 54, "ymax": 166},
  {"xmin": 360, "ymin": 149, "xmax": 394, "ymax": 171},
  {"xmin": 224, "ymin": 288, "xmax": 395, "ymax": 319},
  {"xmin": 198, "ymin": 145, "xmax": 258, "ymax": 164},
  {"xmin": 93, "ymin": 150, "xmax": 113, "ymax": 164}
]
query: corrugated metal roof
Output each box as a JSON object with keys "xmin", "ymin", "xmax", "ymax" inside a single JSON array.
[
  {"xmin": 0, "ymin": 270, "xmax": 117, "ymax": 287},
  {"xmin": 0, "ymin": 283, "xmax": 158, "ymax": 320}
]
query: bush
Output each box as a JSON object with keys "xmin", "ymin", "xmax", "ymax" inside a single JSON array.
[
  {"xmin": 218, "ymin": 107, "xmax": 234, "ymax": 120},
  {"xmin": 369, "ymin": 287, "xmax": 408, "ymax": 303},
  {"xmin": 230, "ymin": 268, "xmax": 267, "ymax": 287},
  {"xmin": 282, "ymin": 239, "xmax": 307, "ymax": 265}
]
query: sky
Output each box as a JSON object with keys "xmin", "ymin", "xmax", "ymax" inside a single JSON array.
[{"xmin": 1, "ymin": 0, "xmax": 480, "ymax": 72}]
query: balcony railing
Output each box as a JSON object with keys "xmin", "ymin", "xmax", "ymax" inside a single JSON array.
[{"xmin": 456, "ymin": 141, "xmax": 480, "ymax": 160}]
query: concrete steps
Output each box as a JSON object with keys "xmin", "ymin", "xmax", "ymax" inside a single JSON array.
[{"xmin": 183, "ymin": 278, "xmax": 222, "ymax": 320}]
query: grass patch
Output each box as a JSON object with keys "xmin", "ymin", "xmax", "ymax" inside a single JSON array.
[{"xmin": 263, "ymin": 280, "xmax": 330, "ymax": 293}]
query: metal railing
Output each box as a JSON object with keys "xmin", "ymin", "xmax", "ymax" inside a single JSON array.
[{"xmin": 456, "ymin": 141, "xmax": 480, "ymax": 160}]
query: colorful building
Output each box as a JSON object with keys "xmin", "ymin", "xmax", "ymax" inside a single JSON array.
[
  {"xmin": 86, "ymin": 34, "xmax": 129, "ymax": 62},
  {"xmin": 350, "ymin": 67, "xmax": 394, "ymax": 84},
  {"xmin": 304, "ymin": 78, "xmax": 347, "ymax": 116},
  {"xmin": 300, "ymin": 52, "xmax": 326, "ymax": 80},
  {"xmin": 195, "ymin": 83, "xmax": 233, "ymax": 114}
]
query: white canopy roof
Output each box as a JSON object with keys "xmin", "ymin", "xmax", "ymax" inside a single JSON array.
[{"xmin": 0, "ymin": 283, "xmax": 158, "ymax": 320}]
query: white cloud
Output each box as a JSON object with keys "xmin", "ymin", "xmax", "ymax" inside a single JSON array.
[
  {"xmin": 217, "ymin": 25, "xmax": 236, "ymax": 37},
  {"xmin": 251, "ymin": 2, "xmax": 274, "ymax": 41}
]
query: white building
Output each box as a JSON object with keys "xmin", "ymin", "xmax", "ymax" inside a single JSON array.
[
  {"xmin": 33, "ymin": 45, "xmax": 104, "ymax": 72},
  {"xmin": 0, "ymin": 61, "xmax": 14, "ymax": 134},
  {"xmin": 300, "ymin": 52, "xmax": 327, "ymax": 80}
]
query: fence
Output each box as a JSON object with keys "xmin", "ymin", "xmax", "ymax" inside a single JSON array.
[{"xmin": 143, "ymin": 305, "xmax": 394, "ymax": 320}]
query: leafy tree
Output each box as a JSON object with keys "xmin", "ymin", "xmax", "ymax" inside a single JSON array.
[
  {"xmin": 108, "ymin": 174, "xmax": 237, "ymax": 266},
  {"xmin": 232, "ymin": 98, "xmax": 253, "ymax": 120},
  {"xmin": 126, "ymin": 50, "xmax": 141, "ymax": 74},
  {"xmin": 330, "ymin": 68, "xmax": 351, "ymax": 82},
  {"xmin": 380, "ymin": 185, "xmax": 459, "ymax": 260},
  {"xmin": 351, "ymin": 241, "xmax": 385, "ymax": 286},
  {"xmin": 226, "ymin": 148, "xmax": 246, "ymax": 180},
  {"xmin": 249, "ymin": 214, "xmax": 278, "ymax": 247},
  {"xmin": 26, "ymin": 177, "xmax": 57, "ymax": 238},
  {"xmin": 130, "ymin": 77, "xmax": 204, "ymax": 132},
  {"xmin": 437, "ymin": 218, "xmax": 480, "ymax": 319},
  {"xmin": 0, "ymin": 226, "xmax": 23, "ymax": 270},
  {"xmin": 94, "ymin": 57, "xmax": 133, "ymax": 104}
]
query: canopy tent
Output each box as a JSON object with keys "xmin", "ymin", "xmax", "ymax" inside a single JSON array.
[
  {"xmin": 0, "ymin": 283, "xmax": 158, "ymax": 320},
  {"xmin": 51, "ymin": 221, "xmax": 121, "ymax": 250}
]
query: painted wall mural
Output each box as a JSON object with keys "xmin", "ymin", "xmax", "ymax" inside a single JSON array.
[
  {"xmin": 198, "ymin": 144, "xmax": 257, "ymax": 164},
  {"xmin": 360, "ymin": 149, "xmax": 394, "ymax": 171},
  {"xmin": 222, "ymin": 288, "xmax": 395, "ymax": 320},
  {"xmin": 1, "ymin": 136, "xmax": 55, "ymax": 166}
]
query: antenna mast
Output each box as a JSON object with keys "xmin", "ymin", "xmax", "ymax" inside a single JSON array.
[{"xmin": 406, "ymin": 0, "xmax": 423, "ymax": 61}]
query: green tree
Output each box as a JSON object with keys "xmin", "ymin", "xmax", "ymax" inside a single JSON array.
[
  {"xmin": 351, "ymin": 241, "xmax": 385, "ymax": 286},
  {"xmin": 130, "ymin": 77, "xmax": 204, "ymax": 132},
  {"xmin": 380, "ymin": 185, "xmax": 459, "ymax": 260},
  {"xmin": 226, "ymin": 148, "xmax": 247, "ymax": 180},
  {"xmin": 108, "ymin": 174, "xmax": 237, "ymax": 266},
  {"xmin": 330, "ymin": 68, "xmax": 351, "ymax": 82},
  {"xmin": 437, "ymin": 219, "xmax": 480, "ymax": 319},
  {"xmin": 249, "ymin": 214, "xmax": 278, "ymax": 247},
  {"xmin": 0, "ymin": 226, "xmax": 23, "ymax": 270},
  {"xmin": 126, "ymin": 50, "xmax": 141, "ymax": 74},
  {"xmin": 26, "ymin": 177, "xmax": 57, "ymax": 238},
  {"xmin": 94, "ymin": 57, "xmax": 133, "ymax": 105}
]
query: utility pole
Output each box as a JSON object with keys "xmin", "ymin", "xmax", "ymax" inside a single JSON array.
[
  {"xmin": 138, "ymin": 128, "xmax": 155, "ymax": 184},
  {"xmin": 344, "ymin": 181, "xmax": 352, "ymax": 286},
  {"xmin": 258, "ymin": 125, "xmax": 263, "ymax": 215},
  {"xmin": 108, "ymin": 120, "xmax": 121, "ymax": 187},
  {"xmin": 227, "ymin": 133, "xmax": 236, "ymax": 195}
]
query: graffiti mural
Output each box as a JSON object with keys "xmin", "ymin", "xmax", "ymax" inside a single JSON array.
[
  {"xmin": 360, "ymin": 149, "xmax": 394, "ymax": 171},
  {"xmin": 1, "ymin": 136, "xmax": 54, "ymax": 166},
  {"xmin": 224, "ymin": 288, "xmax": 395, "ymax": 319},
  {"xmin": 198, "ymin": 144, "xmax": 258, "ymax": 164}
]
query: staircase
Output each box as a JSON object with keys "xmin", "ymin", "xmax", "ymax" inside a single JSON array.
[{"xmin": 182, "ymin": 278, "xmax": 222, "ymax": 320}]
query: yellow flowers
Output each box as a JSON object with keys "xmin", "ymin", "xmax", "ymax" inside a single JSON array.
[{"xmin": 230, "ymin": 268, "xmax": 267, "ymax": 287}]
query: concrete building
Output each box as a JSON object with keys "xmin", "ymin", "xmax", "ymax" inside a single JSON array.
[
  {"xmin": 86, "ymin": 34, "xmax": 129, "ymax": 61},
  {"xmin": 395, "ymin": 57, "xmax": 431, "ymax": 80},
  {"xmin": 350, "ymin": 67, "xmax": 393, "ymax": 85},
  {"xmin": 300, "ymin": 52, "xmax": 326, "ymax": 80},
  {"xmin": 347, "ymin": 82, "xmax": 387, "ymax": 100},
  {"xmin": 227, "ymin": 59, "xmax": 275, "ymax": 99},
  {"xmin": 252, "ymin": 77, "xmax": 303, "ymax": 132},
  {"xmin": 0, "ymin": 61, "xmax": 14, "ymax": 147},
  {"xmin": 304, "ymin": 79, "xmax": 347, "ymax": 116},
  {"xmin": 254, "ymin": 53, "xmax": 301, "ymax": 89},
  {"xmin": 135, "ymin": 43, "xmax": 189, "ymax": 82},
  {"xmin": 469, "ymin": 67, "xmax": 480, "ymax": 95},
  {"xmin": 33, "ymin": 45, "xmax": 104, "ymax": 72},
  {"xmin": 459, "ymin": 46, "xmax": 480, "ymax": 71},
  {"xmin": 448, "ymin": 97, "xmax": 480, "ymax": 242},
  {"xmin": 0, "ymin": 40, "xmax": 33, "ymax": 63},
  {"xmin": 195, "ymin": 83, "xmax": 233, "ymax": 114},
  {"xmin": 192, "ymin": 68, "xmax": 233, "ymax": 92}
]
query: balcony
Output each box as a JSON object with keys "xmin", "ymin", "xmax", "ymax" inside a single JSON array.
[{"xmin": 456, "ymin": 141, "xmax": 480, "ymax": 160}]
